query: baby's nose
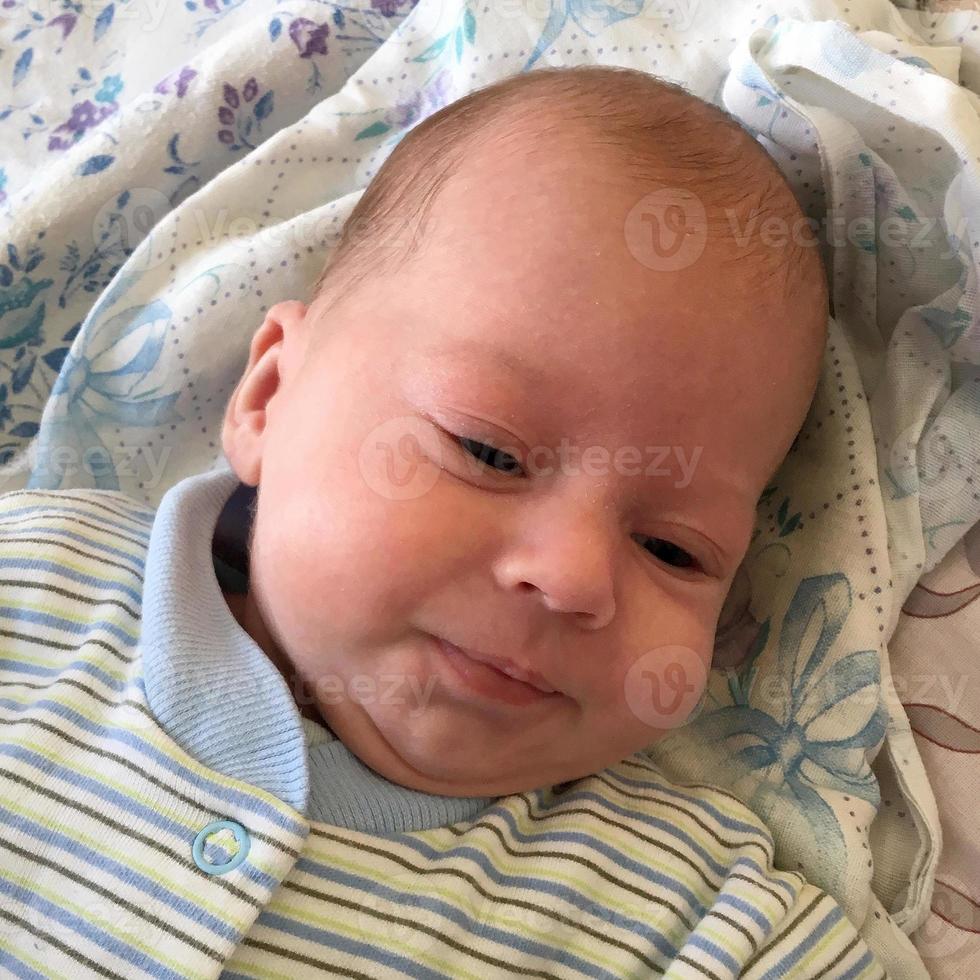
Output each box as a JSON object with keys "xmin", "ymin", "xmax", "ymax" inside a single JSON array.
[{"xmin": 494, "ymin": 505, "xmax": 618, "ymax": 627}]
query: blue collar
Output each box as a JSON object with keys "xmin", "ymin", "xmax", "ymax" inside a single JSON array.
[{"xmin": 141, "ymin": 466, "xmax": 311, "ymax": 813}]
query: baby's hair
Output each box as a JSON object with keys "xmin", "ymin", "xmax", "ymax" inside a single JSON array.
[{"xmin": 309, "ymin": 65, "xmax": 827, "ymax": 322}]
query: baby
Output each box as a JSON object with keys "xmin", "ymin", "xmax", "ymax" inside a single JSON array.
[
  {"xmin": 0, "ymin": 64, "xmax": 900, "ymax": 980},
  {"xmin": 218, "ymin": 63, "xmax": 827, "ymax": 799}
]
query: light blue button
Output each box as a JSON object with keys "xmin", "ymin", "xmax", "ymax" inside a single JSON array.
[{"xmin": 192, "ymin": 819, "xmax": 250, "ymax": 875}]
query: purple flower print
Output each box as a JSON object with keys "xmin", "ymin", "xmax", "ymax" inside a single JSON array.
[
  {"xmin": 47, "ymin": 99, "xmax": 117, "ymax": 151},
  {"xmin": 371, "ymin": 0, "xmax": 413, "ymax": 15},
  {"xmin": 66, "ymin": 100, "xmax": 113, "ymax": 130},
  {"xmin": 385, "ymin": 70, "xmax": 452, "ymax": 131},
  {"xmin": 154, "ymin": 66, "xmax": 197, "ymax": 99},
  {"xmin": 175, "ymin": 70, "xmax": 197, "ymax": 98},
  {"xmin": 289, "ymin": 18, "xmax": 329, "ymax": 58},
  {"xmin": 389, "ymin": 92, "xmax": 422, "ymax": 128},
  {"xmin": 216, "ymin": 78, "xmax": 273, "ymax": 151},
  {"xmin": 48, "ymin": 13, "xmax": 77, "ymax": 40}
]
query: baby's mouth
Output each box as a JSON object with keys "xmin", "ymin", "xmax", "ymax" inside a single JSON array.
[
  {"xmin": 431, "ymin": 635, "xmax": 564, "ymax": 707},
  {"xmin": 435, "ymin": 636, "xmax": 558, "ymax": 694}
]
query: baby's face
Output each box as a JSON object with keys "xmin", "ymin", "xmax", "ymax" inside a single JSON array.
[{"xmin": 222, "ymin": 139, "xmax": 822, "ymax": 797}]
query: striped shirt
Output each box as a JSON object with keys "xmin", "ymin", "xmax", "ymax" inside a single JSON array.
[{"xmin": 0, "ymin": 483, "xmax": 890, "ymax": 978}]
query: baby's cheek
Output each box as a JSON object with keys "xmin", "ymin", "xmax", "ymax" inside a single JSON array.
[{"xmin": 255, "ymin": 504, "xmax": 418, "ymax": 651}]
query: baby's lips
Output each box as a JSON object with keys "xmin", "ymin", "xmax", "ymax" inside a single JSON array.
[{"xmin": 622, "ymin": 644, "xmax": 709, "ymax": 730}]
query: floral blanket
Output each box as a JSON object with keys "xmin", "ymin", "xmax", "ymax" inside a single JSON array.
[{"xmin": 3, "ymin": 0, "xmax": 980, "ymax": 975}]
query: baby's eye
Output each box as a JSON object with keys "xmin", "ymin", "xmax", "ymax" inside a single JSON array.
[
  {"xmin": 452, "ymin": 435, "xmax": 703, "ymax": 574},
  {"xmin": 455, "ymin": 437, "xmax": 523, "ymax": 475},
  {"xmin": 636, "ymin": 535, "xmax": 700, "ymax": 572}
]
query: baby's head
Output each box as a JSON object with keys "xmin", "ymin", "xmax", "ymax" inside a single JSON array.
[{"xmin": 221, "ymin": 66, "xmax": 828, "ymax": 797}]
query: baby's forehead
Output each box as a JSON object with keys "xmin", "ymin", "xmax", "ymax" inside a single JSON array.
[
  {"xmin": 405, "ymin": 315, "xmax": 749, "ymax": 422},
  {"xmin": 318, "ymin": 80, "xmax": 813, "ymax": 328},
  {"xmin": 438, "ymin": 136, "xmax": 804, "ymax": 283}
]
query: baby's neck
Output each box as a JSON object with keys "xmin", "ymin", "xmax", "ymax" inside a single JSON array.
[{"xmin": 221, "ymin": 588, "xmax": 329, "ymax": 729}]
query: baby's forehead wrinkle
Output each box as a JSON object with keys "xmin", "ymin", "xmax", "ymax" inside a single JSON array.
[
  {"xmin": 410, "ymin": 336, "xmax": 648, "ymax": 429},
  {"xmin": 416, "ymin": 336, "xmax": 551, "ymax": 389}
]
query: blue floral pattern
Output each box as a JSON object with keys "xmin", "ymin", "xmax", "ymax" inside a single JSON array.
[
  {"xmin": 690, "ymin": 574, "xmax": 887, "ymax": 894},
  {"xmin": 28, "ymin": 279, "xmax": 183, "ymax": 491}
]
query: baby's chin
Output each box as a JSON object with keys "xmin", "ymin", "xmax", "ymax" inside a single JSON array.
[
  {"xmin": 307, "ymin": 687, "xmax": 584, "ymax": 797},
  {"xmin": 312, "ymin": 683, "xmax": 669, "ymax": 799}
]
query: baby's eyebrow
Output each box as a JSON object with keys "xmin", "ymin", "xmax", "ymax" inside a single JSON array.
[{"xmin": 418, "ymin": 337, "xmax": 553, "ymax": 389}]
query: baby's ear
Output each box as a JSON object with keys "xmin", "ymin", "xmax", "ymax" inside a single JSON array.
[{"xmin": 220, "ymin": 301, "xmax": 309, "ymax": 486}]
